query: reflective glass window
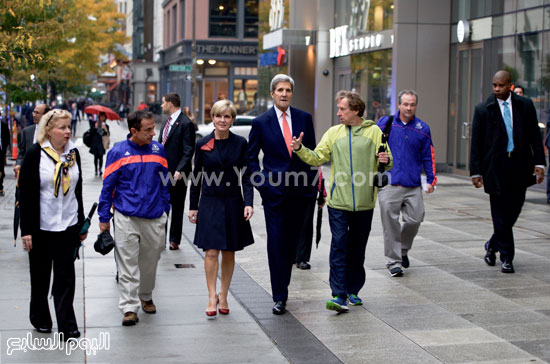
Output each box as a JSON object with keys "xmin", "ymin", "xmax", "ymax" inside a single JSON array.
[
  {"xmin": 209, "ymin": 0, "xmax": 237, "ymax": 37},
  {"xmin": 349, "ymin": 49, "xmax": 392, "ymax": 121},
  {"xmin": 244, "ymin": 0, "xmax": 259, "ymax": 37},
  {"xmin": 517, "ymin": 8, "xmax": 544, "ymax": 33}
]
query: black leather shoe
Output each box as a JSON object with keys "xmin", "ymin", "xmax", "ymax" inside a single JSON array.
[
  {"xmin": 272, "ymin": 301, "xmax": 286, "ymax": 315},
  {"xmin": 35, "ymin": 327, "xmax": 52, "ymax": 334},
  {"xmin": 484, "ymin": 241, "xmax": 496, "ymax": 266},
  {"xmin": 402, "ymin": 255, "xmax": 410, "ymax": 268},
  {"xmin": 501, "ymin": 261, "xmax": 515, "ymax": 273},
  {"xmin": 62, "ymin": 330, "xmax": 81, "ymax": 341},
  {"xmin": 297, "ymin": 262, "xmax": 311, "ymax": 270}
]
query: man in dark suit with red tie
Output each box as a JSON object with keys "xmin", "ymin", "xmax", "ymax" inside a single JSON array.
[
  {"xmin": 160, "ymin": 93, "xmax": 196, "ymax": 250},
  {"xmin": 470, "ymin": 70, "xmax": 546, "ymax": 273},
  {"xmin": 248, "ymin": 74, "xmax": 317, "ymax": 315}
]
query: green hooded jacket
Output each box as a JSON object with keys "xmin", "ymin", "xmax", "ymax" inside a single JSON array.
[{"xmin": 295, "ymin": 118, "xmax": 392, "ymax": 211}]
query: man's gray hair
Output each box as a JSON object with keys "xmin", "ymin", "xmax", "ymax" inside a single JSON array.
[
  {"xmin": 398, "ymin": 89, "xmax": 418, "ymax": 104},
  {"xmin": 270, "ymin": 74, "xmax": 295, "ymax": 92}
]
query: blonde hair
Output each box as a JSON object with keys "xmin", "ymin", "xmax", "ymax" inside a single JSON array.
[
  {"xmin": 37, "ymin": 109, "xmax": 71, "ymax": 144},
  {"xmin": 210, "ymin": 100, "xmax": 236, "ymax": 119}
]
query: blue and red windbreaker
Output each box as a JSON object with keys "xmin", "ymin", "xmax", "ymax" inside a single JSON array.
[
  {"xmin": 98, "ymin": 136, "xmax": 171, "ymax": 223},
  {"xmin": 377, "ymin": 112, "xmax": 437, "ymax": 187}
]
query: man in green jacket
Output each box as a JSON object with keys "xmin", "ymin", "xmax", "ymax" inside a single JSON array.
[{"xmin": 291, "ymin": 90, "xmax": 392, "ymax": 313}]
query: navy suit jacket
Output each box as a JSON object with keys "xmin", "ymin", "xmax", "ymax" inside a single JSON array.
[{"xmin": 248, "ymin": 106, "xmax": 317, "ymax": 207}]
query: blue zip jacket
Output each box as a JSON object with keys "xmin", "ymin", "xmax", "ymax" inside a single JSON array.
[
  {"xmin": 377, "ymin": 112, "xmax": 437, "ymax": 187},
  {"xmin": 98, "ymin": 135, "xmax": 171, "ymax": 223}
]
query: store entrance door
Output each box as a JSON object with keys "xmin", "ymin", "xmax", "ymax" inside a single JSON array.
[{"xmin": 451, "ymin": 43, "xmax": 483, "ymax": 175}]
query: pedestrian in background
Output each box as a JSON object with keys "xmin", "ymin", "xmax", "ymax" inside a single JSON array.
[
  {"xmin": 89, "ymin": 112, "xmax": 110, "ymax": 176},
  {"xmin": 248, "ymin": 74, "xmax": 318, "ymax": 316},
  {"xmin": 0, "ymin": 118, "xmax": 10, "ymax": 196},
  {"xmin": 291, "ymin": 90, "xmax": 391, "ymax": 313},
  {"xmin": 377, "ymin": 90, "xmax": 436, "ymax": 277},
  {"xmin": 70, "ymin": 102, "xmax": 78, "ymax": 136},
  {"xmin": 513, "ymin": 85, "xmax": 525, "ymax": 96},
  {"xmin": 159, "ymin": 93, "xmax": 196, "ymax": 250},
  {"xmin": 98, "ymin": 110, "xmax": 170, "ymax": 326},
  {"xmin": 15, "ymin": 104, "xmax": 51, "ymax": 178},
  {"xmin": 470, "ymin": 70, "xmax": 545, "ymax": 273},
  {"xmin": 183, "ymin": 106, "xmax": 198, "ymax": 131},
  {"xmin": 188, "ymin": 100, "xmax": 254, "ymax": 318},
  {"xmin": 19, "ymin": 109, "xmax": 87, "ymax": 340},
  {"xmin": 546, "ymin": 118, "xmax": 550, "ymax": 204}
]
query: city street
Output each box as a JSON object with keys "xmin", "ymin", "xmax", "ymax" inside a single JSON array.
[{"xmin": 0, "ymin": 119, "xmax": 549, "ymax": 364}]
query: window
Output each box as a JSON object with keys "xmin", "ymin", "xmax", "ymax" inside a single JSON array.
[
  {"xmin": 209, "ymin": 0, "xmax": 237, "ymax": 37},
  {"xmin": 244, "ymin": 0, "xmax": 258, "ymax": 37}
]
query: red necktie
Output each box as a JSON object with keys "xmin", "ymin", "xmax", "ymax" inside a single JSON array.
[
  {"xmin": 162, "ymin": 117, "xmax": 171, "ymax": 145},
  {"xmin": 282, "ymin": 112, "xmax": 292, "ymax": 157}
]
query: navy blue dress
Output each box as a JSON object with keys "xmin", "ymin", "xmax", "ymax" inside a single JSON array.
[{"xmin": 190, "ymin": 132, "xmax": 254, "ymax": 251}]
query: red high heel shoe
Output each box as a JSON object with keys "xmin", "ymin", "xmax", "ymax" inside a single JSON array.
[
  {"xmin": 206, "ymin": 295, "xmax": 219, "ymax": 318},
  {"xmin": 218, "ymin": 293, "xmax": 230, "ymax": 315}
]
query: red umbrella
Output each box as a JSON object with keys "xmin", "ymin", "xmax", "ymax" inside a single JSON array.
[{"xmin": 84, "ymin": 105, "xmax": 121, "ymax": 120}]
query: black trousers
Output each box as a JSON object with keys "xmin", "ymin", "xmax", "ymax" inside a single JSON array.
[
  {"xmin": 487, "ymin": 155, "xmax": 528, "ymax": 263},
  {"xmin": 488, "ymin": 188, "xmax": 526, "ymax": 263},
  {"xmin": 29, "ymin": 224, "xmax": 79, "ymax": 333},
  {"xmin": 168, "ymin": 178, "xmax": 188, "ymax": 245},
  {"xmin": 264, "ymin": 195, "xmax": 309, "ymax": 302},
  {"xmin": 295, "ymin": 197, "xmax": 316, "ymax": 263}
]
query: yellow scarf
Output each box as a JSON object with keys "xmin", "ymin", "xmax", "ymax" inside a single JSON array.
[{"xmin": 41, "ymin": 146, "xmax": 76, "ymax": 197}]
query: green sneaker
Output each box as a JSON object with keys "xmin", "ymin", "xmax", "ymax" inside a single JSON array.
[
  {"xmin": 326, "ymin": 296, "xmax": 349, "ymax": 313},
  {"xmin": 348, "ymin": 294, "xmax": 363, "ymax": 306}
]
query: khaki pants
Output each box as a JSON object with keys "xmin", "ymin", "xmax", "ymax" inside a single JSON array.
[
  {"xmin": 378, "ymin": 185, "xmax": 424, "ymax": 270},
  {"xmin": 113, "ymin": 211, "xmax": 167, "ymax": 314}
]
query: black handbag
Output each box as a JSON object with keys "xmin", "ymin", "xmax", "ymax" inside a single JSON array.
[{"xmin": 94, "ymin": 230, "xmax": 115, "ymax": 255}]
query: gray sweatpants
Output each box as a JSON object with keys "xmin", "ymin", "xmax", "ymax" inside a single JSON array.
[
  {"xmin": 114, "ymin": 211, "xmax": 167, "ymax": 314},
  {"xmin": 378, "ymin": 185, "xmax": 424, "ymax": 270}
]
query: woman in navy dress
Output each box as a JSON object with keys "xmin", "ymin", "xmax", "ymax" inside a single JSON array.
[{"xmin": 188, "ymin": 100, "xmax": 254, "ymax": 318}]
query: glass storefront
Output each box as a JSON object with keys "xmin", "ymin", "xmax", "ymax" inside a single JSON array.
[
  {"xmin": 350, "ymin": 49, "xmax": 392, "ymax": 121},
  {"xmin": 448, "ymin": 1, "xmax": 550, "ymax": 172}
]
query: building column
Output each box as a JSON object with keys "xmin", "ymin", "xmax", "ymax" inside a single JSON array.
[{"xmin": 393, "ymin": 0, "xmax": 451, "ymax": 166}]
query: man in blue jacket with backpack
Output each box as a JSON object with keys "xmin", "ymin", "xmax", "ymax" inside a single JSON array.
[{"xmin": 377, "ymin": 90, "xmax": 437, "ymax": 277}]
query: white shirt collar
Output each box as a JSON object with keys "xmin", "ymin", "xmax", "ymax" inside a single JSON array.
[
  {"xmin": 169, "ymin": 109, "xmax": 181, "ymax": 124},
  {"xmin": 274, "ymin": 106, "xmax": 291, "ymax": 120},
  {"xmin": 41, "ymin": 139, "xmax": 77, "ymax": 156}
]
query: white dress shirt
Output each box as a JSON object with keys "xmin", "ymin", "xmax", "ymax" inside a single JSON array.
[
  {"xmin": 165, "ymin": 109, "xmax": 181, "ymax": 136},
  {"xmin": 274, "ymin": 106, "xmax": 292, "ymax": 137},
  {"xmin": 39, "ymin": 140, "xmax": 79, "ymax": 231}
]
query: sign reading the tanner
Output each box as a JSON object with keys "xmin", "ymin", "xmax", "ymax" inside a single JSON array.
[{"xmin": 196, "ymin": 44, "xmax": 258, "ymax": 56}]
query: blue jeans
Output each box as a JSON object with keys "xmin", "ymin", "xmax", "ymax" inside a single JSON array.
[{"xmin": 327, "ymin": 207, "xmax": 374, "ymax": 298}]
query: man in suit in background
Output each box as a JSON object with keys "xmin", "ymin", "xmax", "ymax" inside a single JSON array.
[
  {"xmin": 160, "ymin": 93, "xmax": 196, "ymax": 250},
  {"xmin": 470, "ymin": 70, "xmax": 545, "ymax": 273},
  {"xmin": 0, "ymin": 115, "xmax": 10, "ymax": 196},
  {"xmin": 14, "ymin": 104, "xmax": 51, "ymax": 178},
  {"xmin": 546, "ymin": 118, "xmax": 550, "ymax": 204},
  {"xmin": 248, "ymin": 74, "xmax": 317, "ymax": 315}
]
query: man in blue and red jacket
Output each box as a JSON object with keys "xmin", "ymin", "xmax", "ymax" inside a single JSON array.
[
  {"xmin": 98, "ymin": 110, "xmax": 170, "ymax": 326},
  {"xmin": 377, "ymin": 90, "xmax": 437, "ymax": 277}
]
